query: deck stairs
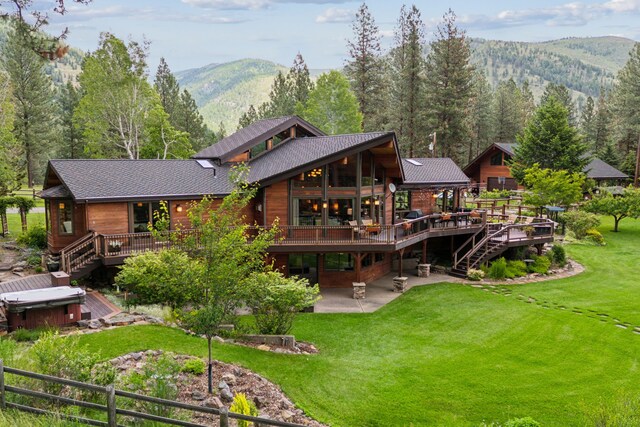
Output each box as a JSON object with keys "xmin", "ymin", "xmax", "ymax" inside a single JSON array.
[
  {"xmin": 449, "ymin": 224, "xmax": 510, "ymax": 279},
  {"xmin": 60, "ymin": 232, "xmax": 101, "ymax": 280}
]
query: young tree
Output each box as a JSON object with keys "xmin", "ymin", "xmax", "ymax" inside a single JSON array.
[
  {"xmin": 424, "ymin": 9, "xmax": 474, "ymax": 164},
  {"xmin": 512, "ymin": 96, "xmax": 590, "ymax": 183},
  {"xmin": 390, "ymin": 4, "xmax": 425, "ymax": 157},
  {"xmin": 344, "ymin": 2, "xmax": 386, "ymax": 131},
  {"xmin": 13, "ymin": 196, "xmax": 36, "ymax": 232},
  {"xmin": 74, "ymin": 33, "xmax": 155, "ymax": 159},
  {"xmin": 297, "ymin": 70, "xmax": 363, "ymax": 135},
  {"xmin": 1, "ymin": 25, "xmax": 57, "ymax": 187},
  {"xmin": 522, "ymin": 164, "xmax": 586, "ymax": 211},
  {"xmin": 141, "ymin": 102, "xmax": 193, "ymax": 159},
  {"xmin": 57, "ymin": 81, "xmax": 84, "ymax": 158},
  {"xmin": 583, "ymin": 187, "xmax": 640, "ymax": 232}
]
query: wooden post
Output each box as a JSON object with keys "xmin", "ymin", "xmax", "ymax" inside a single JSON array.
[
  {"xmin": 220, "ymin": 407, "xmax": 229, "ymax": 427},
  {"xmin": 106, "ymin": 384, "xmax": 116, "ymax": 427},
  {"xmin": 0, "ymin": 359, "xmax": 5, "ymax": 410},
  {"xmin": 421, "ymin": 240, "xmax": 427, "ymax": 264},
  {"xmin": 398, "ymin": 248, "xmax": 405, "ymax": 277},
  {"xmin": 354, "ymin": 253, "xmax": 362, "ymax": 283}
]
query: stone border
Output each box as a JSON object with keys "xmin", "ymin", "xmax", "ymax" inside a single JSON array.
[{"xmin": 456, "ymin": 259, "xmax": 584, "ymax": 286}]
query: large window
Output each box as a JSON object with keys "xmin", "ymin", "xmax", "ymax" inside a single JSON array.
[
  {"xmin": 325, "ymin": 253, "xmax": 354, "ymax": 271},
  {"xmin": 131, "ymin": 202, "xmax": 161, "ymax": 233},
  {"xmin": 328, "ymin": 155, "xmax": 357, "ymax": 188},
  {"xmin": 490, "ymin": 152, "xmax": 503, "ymax": 166},
  {"xmin": 293, "ymin": 198, "xmax": 322, "ymax": 226},
  {"xmin": 57, "ymin": 200, "xmax": 73, "ymax": 235},
  {"xmin": 293, "ymin": 167, "xmax": 323, "ymax": 188},
  {"xmin": 327, "ymin": 198, "xmax": 355, "ymax": 225}
]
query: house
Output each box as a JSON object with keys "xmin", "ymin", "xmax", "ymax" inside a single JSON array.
[
  {"xmin": 41, "ymin": 117, "xmax": 554, "ymax": 287},
  {"xmin": 464, "ymin": 142, "xmax": 629, "ymax": 192}
]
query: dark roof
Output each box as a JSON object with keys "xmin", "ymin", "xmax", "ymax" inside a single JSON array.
[
  {"xmin": 43, "ymin": 159, "xmax": 233, "ymax": 201},
  {"xmin": 40, "ymin": 184, "xmax": 71, "ymax": 199},
  {"xmin": 248, "ymin": 132, "xmax": 394, "ymax": 184},
  {"xmin": 400, "ymin": 158, "xmax": 470, "ymax": 188},
  {"xmin": 465, "ymin": 142, "xmax": 628, "ymax": 180},
  {"xmin": 193, "ymin": 116, "xmax": 324, "ymax": 161}
]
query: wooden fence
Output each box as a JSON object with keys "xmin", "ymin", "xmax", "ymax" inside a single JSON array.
[{"xmin": 0, "ymin": 360, "xmax": 305, "ymax": 427}]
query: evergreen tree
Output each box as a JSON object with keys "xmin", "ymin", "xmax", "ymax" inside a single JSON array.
[
  {"xmin": 258, "ymin": 71, "xmax": 294, "ymax": 118},
  {"xmin": 154, "ymin": 57, "xmax": 180, "ymax": 120},
  {"xmin": 541, "ymin": 83, "xmax": 576, "ymax": 126},
  {"xmin": 1, "ymin": 24, "xmax": 56, "ymax": 187},
  {"xmin": 297, "ymin": 70, "xmax": 363, "ymax": 135},
  {"xmin": 238, "ymin": 104, "xmax": 259, "ymax": 129},
  {"xmin": 57, "ymin": 81, "xmax": 84, "ymax": 158},
  {"xmin": 467, "ymin": 71, "xmax": 494, "ymax": 162},
  {"xmin": 289, "ymin": 52, "xmax": 313, "ymax": 108},
  {"xmin": 593, "ymin": 90, "xmax": 611, "ymax": 158},
  {"xmin": 512, "ymin": 96, "xmax": 590, "ymax": 183},
  {"xmin": 520, "ymin": 80, "xmax": 536, "ymax": 123},
  {"xmin": 579, "ymin": 96, "xmax": 596, "ymax": 151},
  {"xmin": 0, "ymin": 70, "xmax": 21, "ymax": 195},
  {"xmin": 390, "ymin": 5, "xmax": 425, "ymax": 157},
  {"xmin": 174, "ymin": 89, "xmax": 208, "ymax": 151},
  {"xmin": 344, "ymin": 2, "xmax": 386, "ymax": 131},
  {"xmin": 424, "ymin": 9, "xmax": 474, "ymax": 164},
  {"xmin": 492, "ymin": 78, "xmax": 524, "ymax": 143}
]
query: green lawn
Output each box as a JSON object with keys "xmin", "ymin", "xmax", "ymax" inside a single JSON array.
[
  {"xmin": 5, "ymin": 212, "xmax": 45, "ymax": 235},
  {"xmin": 77, "ymin": 217, "xmax": 640, "ymax": 426}
]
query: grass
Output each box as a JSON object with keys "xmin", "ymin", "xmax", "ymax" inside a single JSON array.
[
  {"xmin": 75, "ymin": 217, "xmax": 640, "ymax": 426},
  {"xmin": 5, "ymin": 212, "xmax": 44, "ymax": 236}
]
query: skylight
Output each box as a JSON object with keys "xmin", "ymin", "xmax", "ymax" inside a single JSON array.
[
  {"xmin": 196, "ymin": 159, "xmax": 214, "ymax": 168},
  {"xmin": 406, "ymin": 159, "xmax": 423, "ymax": 166}
]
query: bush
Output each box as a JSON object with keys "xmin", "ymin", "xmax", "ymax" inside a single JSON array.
[
  {"xmin": 466, "ymin": 269, "xmax": 485, "ymax": 281},
  {"xmin": 16, "ymin": 225, "xmax": 47, "ymax": 249},
  {"xmin": 506, "ymin": 260, "xmax": 528, "ymax": 278},
  {"xmin": 586, "ymin": 228, "xmax": 606, "ymax": 245},
  {"xmin": 181, "ymin": 358, "xmax": 206, "ymax": 375},
  {"xmin": 12, "ymin": 328, "xmax": 43, "ymax": 342},
  {"xmin": 26, "ymin": 251, "xmax": 42, "ymax": 267},
  {"xmin": 560, "ymin": 210, "xmax": 600, "ymax": 239},
  {"xmin": 550, "ymin": 245, "xmax": 566, "ymax": 266},
  {"xmin": 527, "ymin": 255, "xmax": 551, "ymax": 274},
  {"xmin": 230, "ymin": 393, "xmax": 259, "ymax": 426},
  {"xmin": 504, "ymin": 417, "xmax": 540, "ymax": 427},
  {"xmin": 487, "ymin": 258, "xmax": 508, "ymax": 280},
  {"xmin": 478, "ymin": 189, "xmax": 513, "ymax": 199},
  {"xmin": 244, "ymin": 271, "xmax": 320, "ymax": 335}
]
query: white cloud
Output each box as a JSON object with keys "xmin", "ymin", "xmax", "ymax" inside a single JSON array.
[
  {"xmin": 315, "ymin": 7, "xmax": 353, "ymax": 23},
  {"xmin": 183, "ymin": 0, "xmax": 352, "ymax": 10}
]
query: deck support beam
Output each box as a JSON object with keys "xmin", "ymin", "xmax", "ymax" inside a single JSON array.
[
  {"xmin": 421, "ymin": 239, "xmax": 428, "ymax": 264},
  {"xmin": 398, "ymin": 248, "xmax": 405, "ymax": 277},
  {"xmin": 353, "ymin": 252, "xmax": 363, "ymax": 283}
]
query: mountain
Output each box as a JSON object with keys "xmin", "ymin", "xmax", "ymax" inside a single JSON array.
[{"xmin": 177, "ymin": 36, "xmax": 636, "ymax": 131}]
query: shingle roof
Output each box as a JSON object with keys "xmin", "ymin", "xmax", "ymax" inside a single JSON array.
[
  {"xmin": 401, "ymin": 158, "xmax": 470, "ymax": 186},
  {"xmin": 193, "ymin": 116, "xmax": 324, "ymax": 160},
  {"xmin": 492, "ymin": 143, "xmax": 627, "ymax": 179},
  {"xmin": 44, "ymin": 159, "xmax": 233, "ymax": 201},
  {"xmin": 248, "ymin": 132, "xmax": 392, "ymax": 183},
  {"xmin": 40, "ymin": 184, "xmax": 71, "ymax": 199}
]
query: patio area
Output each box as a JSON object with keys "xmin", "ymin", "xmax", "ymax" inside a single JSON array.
[{"xmin": 314, "ymin": 261, "xmax": 463, "ymax": 313}]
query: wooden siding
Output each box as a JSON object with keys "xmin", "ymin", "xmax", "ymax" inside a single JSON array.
[
  {"xmin": 317, "ymin": 252, "xmax": 392, "ymax": 288},
  {"xmin": 87, "ymin": 202, "xmax": 129, "ymax": 235},
  {"xmin": 48, "ymin": 201, "xmax": 87, "ymax": 253},
  {"xmin": 169, "ymin": 199, "xmax": 222, "ymax": 229},
  {"xmin": 7, "ymin": 303, "xmax": 81, "ymax": 331},
  {"xmin": 228, "ymin": 152, "xmax": 249, "ymax": 163},
  {"xmin": 410, "ymin": 190, "xmax": 437, "ymax": 214},
  {"xmin": 264, "ymin": 181, "xmax": 288, "ymax": 225}
]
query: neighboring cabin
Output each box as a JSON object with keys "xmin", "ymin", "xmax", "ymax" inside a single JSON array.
[{"xmin": 464, "ymin": 142, "xmax": 628, "ymax": 192}]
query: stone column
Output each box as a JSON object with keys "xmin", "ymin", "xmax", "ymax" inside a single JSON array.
[
  {"xmin": 352, "ymin": 282, "xmax": 366, "ymax": 299},
  {"xmin": 417, "ymin": 264, "xmax": 430, "ymax": 278},
  {"xmin": 393, "ymin": 276, "xmax": 408, "ymax": 293}
]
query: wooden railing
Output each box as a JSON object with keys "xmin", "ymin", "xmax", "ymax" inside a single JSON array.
[
  {"xmin": 453, "ymin": 219, "xmax": 555, "ymax": 272},
  {"xmin": 60, "ymin": 232, "xmax": 98, "ymax": 274},
  {"xmin": 0, "ymin": 360, "xmax": 306, "ymax": 427}
]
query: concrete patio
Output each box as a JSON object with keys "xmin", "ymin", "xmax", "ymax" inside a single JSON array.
[{"xmin": 314, "ymin": 261, "xmax": 463, "ymax": 313}]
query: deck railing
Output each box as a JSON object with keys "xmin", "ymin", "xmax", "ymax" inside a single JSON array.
[{"xmin": 60, "ymin": 231, "xmax": 98, "ymax": 274}]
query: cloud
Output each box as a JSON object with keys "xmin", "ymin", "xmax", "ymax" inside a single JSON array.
[
  {"xmin": 315, "ymin": 7, "xmax": 353, "ymax": 23},
  {"xmin": 56, "ymin": 5, "xmax": 244, "ymax": 24},
  {"xmin": 183, "ymin": 0, "xmax": 352, "ymax": 11}
]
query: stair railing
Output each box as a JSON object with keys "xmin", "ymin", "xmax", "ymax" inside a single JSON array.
[{"xmin": 59, "ymin": 231, "xmax": 98, "ymax": 275}]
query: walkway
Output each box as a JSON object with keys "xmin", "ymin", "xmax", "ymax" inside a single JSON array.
[{"xmin": 314, "ymin": 263, "xmax": 462, "ymax": 314}]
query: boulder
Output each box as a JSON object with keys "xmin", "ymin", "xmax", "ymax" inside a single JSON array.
[
  {"xmin": 221, "ymin": 373, "xmax": 236, "ymax": 385},
  {"xmin": 191, "ymin": 390, "xmax": 206, "ymax": 401},
  {"xmin": 220, "ymin": 387, "xmax": 234, "ymax": 402},
  {"xmin": 203, "ymin": 397, "xmax": 224, "ymax": 409}
]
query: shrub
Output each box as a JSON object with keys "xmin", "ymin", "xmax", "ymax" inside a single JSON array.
[
  {"xmin": 527, "ymin": 255, "xmax": 551, "ymax": 274},
  {"xmin": 26, "ymin": 251, "xmax": 42, "ymax": 267},
  {"xmin": 504, "ymin": 417, "xmax": 540, "ymax": 427},
  {"xmin": 466, "ymin": 269, "xmax": 485, "ymax": 281},
  {"xmin": 244, "ymin": 271, "xmax": 320, "ymax": 335},
  {"xmin": 487, "ymin": 258, "xmax": 508, "ymax": 280},
  {"xmin": 478, "ymin": 189, "xmax": 513, "ymax": 199},
  {"xmin": 12, "ymin": 328, "xmax": 43, "ymax": 342},
  {"xmin": 181, "ymin": 358, "xmax": 206, "ymax": 375},
  {"xmin": 16, "ymin": 225, "xmax": 47, "ymax": 249},
  {"xmin": 560, "ymin": 210, "xmax": 600, "ymax": 239},
  {"xmin": 585, "ymin": 228, "xmax": 606, "ymax": 245},
  {"xmin": 550, "ymin": 245, "xmax": 567, "ymax": 266},
  {"xmin": 230, "ymin": 393, "xmax": 259, "ymax": 426},
  {"xmin": 506, "ymin": 260, "xmax": 528, "ymax": 278}
]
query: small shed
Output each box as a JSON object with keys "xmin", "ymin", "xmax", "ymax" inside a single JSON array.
[{"xmin": 0, "ymin": 286, "xmax": 86, "ymax": 331}]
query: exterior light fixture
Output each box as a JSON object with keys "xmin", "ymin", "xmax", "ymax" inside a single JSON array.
[
  {"xmin": 58, "ymin": 202, "xmax": 65, "ymax": 209},
  {"xmin": 365, "ymin": 199, "xmax": 370, "ymax": 205},
  {"xmin": 341, "ymin": 157, "xmax": 348, "ymax": 165},
  {"xmin": 322, "ymin": 201, "xmax": 328, "ymax": 209},
  {"xmin": 333, "ymin": 202, "xmax": 339, "ymax": 211},
  {"xmin": 347, "ymin": 207, "xmax": 353, "ymax": 215},
  {"xmin": 176, "ymin": 204, "xmax": 183, "ymax": 213},
  {"xmin": 313, "ymin": 203, "xmax": 318, "ymax": 212},
  {"xmin": 137, "ymin": 202, "xmax": 144, "ymax": 207},
  {"xmin": 374, "ymin": 199, "xmax": 380, "ymax": 206}
]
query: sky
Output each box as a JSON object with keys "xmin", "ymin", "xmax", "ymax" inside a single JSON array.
[{"xmin": 29, "ymin": 0, "xmax": 640, "ymax": 73}]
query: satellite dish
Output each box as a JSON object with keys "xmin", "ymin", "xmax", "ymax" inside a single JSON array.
[{"xmin": 389, "ymin": 183, "xmax": 397, "ymax": 194}]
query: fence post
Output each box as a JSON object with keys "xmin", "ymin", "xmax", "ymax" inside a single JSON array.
[
  {"xmin": 219, "ymin": 407, "xmax": 229, "ymax": 427},
  {"xmin": 0, "ymin": 359, "xmax": 5, "ymax": 410},
  {"xmin": 106, "ymin": 384, "xmax": 116, "ymax": 427}
]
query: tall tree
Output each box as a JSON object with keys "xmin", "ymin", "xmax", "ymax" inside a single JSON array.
[
  {"xmin": 174, "ymin": 89, "xmax": 207, "ymax": 151},
  {"xmin": 74, "ymin": 33, "xmax": 155, "ymax": 159},
  {"xmin": 141, "ymin": 101, "xmax": 193, "ymax": 159},
  {"xmin": 238, "ymin": 104, "xmax": 259, "ymax": 129},
  {"xmin": 297, "ymin": 70, "xmax": 363, "ymax": 135},
  {"xmin": 579, "ymin": 96, "xmax": 596, "ymax": 151},
  {"xmin": 541, "ymin": 83, "xmax": 576, "ymax": 126},
  {"xmin": 424, "ymin": 9, "xmax": 474, "ymax": 164},
  {"xmin": 57, "ymin": 81, "xmax": 84, "ymax": 159},
  {"xmin": 610, "ymin": 43, "xmax": 640, "ymax": 186},
  {"xmin": 154, "ymin": 57, "xmax": 180, "ymax": 120},
  {"xmin": 289, "ymin": 52, "xmax": 314, "ymax": 108},
  {"xmin": 512, "ymin": 96, "xmax": 590, "ymax": 183},
  {"xmin": 344, "ymin": 2, "xmax": 386, "ymax": 132},
  {"xmin": 492, "ymin": 78, "xmax": 524, "ymax": 143},
  {"xmin": 593, "ymin": 90, "xmax": 611, "ymax": 158},
  {"xmin": 467, "ymin": 71, "xmax": 494, "ymax": 162},
  {"xmin": 258, "ymin": 71, "xmax": 293, "ymax": 118},
  {"xmin": 390, "ymin": 5, "xmax": 425, "ymax": 157},
  {"xmin": 0, "ymin": 70, "xmax": 20, "ymax": 195},
  {"xmin": 1, "ymin": 25, "xmax": 56, "ymax": 187}
]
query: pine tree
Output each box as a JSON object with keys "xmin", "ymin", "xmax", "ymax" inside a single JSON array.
[
  {"xmin": 424, "ymin": 9, "xmax": 474, "ymax": 164},
  {"xmin": 541, "ymin": 83, "xmax": 576, "ymax": 126},
  {"xmin": 593, "ymin": 90, "xmax": 611, "ymax": 157},
  {"xmin": 1, "ymin": 24, "xmax": 56, "ymax": 186},
  {"xmin": 289, "ymin": 53, "xmax": 313, "ymax": 108},
  {"xmin": 174, "ymin": 89, "xmax": 208, "ymax": 151},
  {"xmin": 57, "ymin": 81, "xmax": 84, "ymax": 158},
  {"xmin": 390, "ymin": 5, "xmax": 425, "ymax": 157},
  {"xmin": 238, "ymin": 105, "xmax": 259, "ymax": 129},
  {"xmin": 467, "ymin": 71, "xmax": 494, "ymax": 162},
  {"xmin": 579, "ymin": 96, "xmax": 596, "ymax": 151},
  {"xmin": 344, "ymin": 2, "xmax": 386, "ymax": 132},
  {"xmin": 0, "ymin": 70, "xmax": 21, "ymax": 195},
  {"xmin": 154, "ymin": 57, "xmax": 180, "ymax": 120},
  {"xmin": 258, "ymin": 71, "xmax": 294, "ymax": 118},
  {"xmin": 492, "ymin": 78, "xmax": 524, "ymax": 143}
]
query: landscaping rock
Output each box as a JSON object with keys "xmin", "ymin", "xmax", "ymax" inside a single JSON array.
[
  {"xmin": 191, "ymin": 390, "xmax": 206, "ymax": 401},
  {"xmin": 257, "ymin": 344, "xmax": 270, "ymax": 351},
  {"xmin": 77, "ymin": 320, "xmax": 89, "ymax": 328},
  {"xmin": 281, "ymin": 410, "xmax": 295, "ymax": 421},
  {"xmin": 213, "ymin": 336, "xmax": 225, "ymax": 343},
  {"xmin": 131, "ymin": 352, "xmax": 143, "ymax": 361},
  {"xmin": 218, "ymin": 380, "xmax": 229, "ymax": 390},
  {"xmin": 254, "ymin": 395, "xmax": 266, "ymax": 409},
  {"xmin": 203, "ymin": 397, "xmax": 224, "ymax": 409},
  {"xmin": 220, "ymin": 387, "xmax": 234, "ymax": 402},
  {"xmin": 88, "ymin": 320, "xmax": 102, "ymax": 329},
  {"xmin": 12, "ymin": 266, "xmax": 24, "ymax": 272},
  {"xmin": 221, "ymin": 373, "xmax": 236, "ymax": 385},
  {"xmin": 12, "ymin": 261, "xmax": 27, "ymax": 269}
]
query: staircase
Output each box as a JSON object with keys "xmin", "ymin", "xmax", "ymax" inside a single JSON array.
[
  {"xmin": 449, "ymin": 224, "xmax": 509, "ymax": 279},
  {"xmin": 60, "ymin": 232, "xmax": 102, "ymax": 280}
]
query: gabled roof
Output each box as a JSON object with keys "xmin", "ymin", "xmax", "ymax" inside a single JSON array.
[
  {"xmin": 248, "ymin": 132, "xmax": 399, "ymax": 185},
  {"xmin": 400, "ymin": 158, "xmax": 470, "ymax": 188},
  {"xmin": 43, "ymin": 159, "xmax": 233, "ymax": 202},
  {"xmin": 464, "ymin": 142, "xmax": 628, "ymax": 180},
  {"xmin": 193, "ymin": 115, "xmax": 325, "ymax": 161}
]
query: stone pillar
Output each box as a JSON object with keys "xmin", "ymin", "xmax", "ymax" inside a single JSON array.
[
  {"xmin": 393, "ymin": 276, "xmax": 408, "ymax": 293},
  {"xmin": 352, "ymin": 282, "xmax": 366, "ymax": 299},
  {"xmin": 417, "ymin": 264, "xmax": 431, "ymax": 278}
]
